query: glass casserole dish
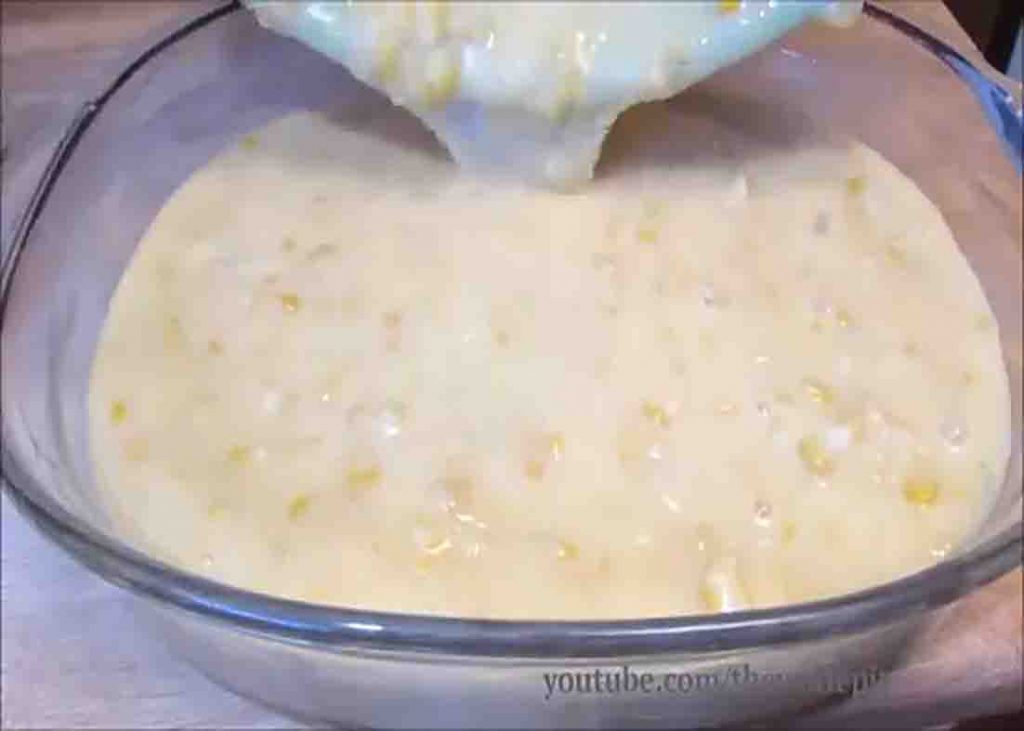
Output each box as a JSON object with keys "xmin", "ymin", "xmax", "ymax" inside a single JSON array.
[{"xmin": 2, "ymin": 2, "xmax": 1021, "ymax": 727}]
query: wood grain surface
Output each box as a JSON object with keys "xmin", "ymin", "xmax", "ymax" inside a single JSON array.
[{"xmin": 2, "ymin": 2, "xmax": 1021, "ymax": 728}]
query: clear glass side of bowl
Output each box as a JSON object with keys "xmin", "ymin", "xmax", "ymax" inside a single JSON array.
[{"xmin": 1, "ymin": 3, "xmax": 1020, "ymax": 657}]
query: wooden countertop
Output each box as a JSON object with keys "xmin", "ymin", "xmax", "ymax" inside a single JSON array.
[{"xmin": 2, "ymin": 2, "xmax": 1021, "ymax": 728}]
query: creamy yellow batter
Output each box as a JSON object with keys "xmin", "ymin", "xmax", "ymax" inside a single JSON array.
[{"xmin": 90, "ymin": 113, "xmax": 1009, "ymax": 619}]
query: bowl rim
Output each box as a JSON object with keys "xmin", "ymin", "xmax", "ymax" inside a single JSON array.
[{"xmin": 1, "ymin": 0, "xmax": 1021, "ymax": 659}]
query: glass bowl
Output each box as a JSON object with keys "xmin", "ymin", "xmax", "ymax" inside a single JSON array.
[{"xmin": 2, "ymin": 2, "xmax": 1021, "ymax": 727}]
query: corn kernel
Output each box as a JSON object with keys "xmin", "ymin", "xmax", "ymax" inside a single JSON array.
[
  {"xmin": 797, "ymin": 435, "xmax": 835, "ymax": 477},
  {"xmin": 884, "ymin": 244, "xmax": 906, "ymax": 266},
  {"xmin": 423, "ymin": 54, "xmax": 460, "ymax": 108},
  {"xmin": 279, "ymin": 293, "xmax": 301, "ymax": 313},
  {"xmin": 525, "ymin": 432, "xmax": 564, "ymax": 481},
  {"xmin": 636, "ymin": 225, "xmax": 659, "ymax": 244},
  {"xmin": 287, "ymin": 494, "xmax": 311, "ymax": 521},
  {"xmin": 719, "ymin": 0, "xmax": 742, "ymax": 14},
  {"xmin": 642, "ymin": 401, "xmax": 672, "ymax": 428},
  {"xmin": 836, "ymin": 308, "xmax": 854, "ymax": 329},
  {"xmin": 846, "ymin": 175, "xmax": 866, "ymax": 195},
  {"xmin": 525, "ymin": 459, "xmax": 545, "ymax": 481},
  {"xmin": 345, "ymin": 465, "xmax": 382, "ymax": 492},
  {"xmin": 557, "ymin": 539, "xmax": 579, "ymax": 561},
  {"xmin": 281, "ymin": 236, "xmax": 297, "ymax": 252},
  {"xmin": 803, "ymin": 378, "xmax": 834, "ymax": 405},
  {"xmin": 699, "ymin": 584, "xmax": 724, "ymax": 612},
  {"xmin": 635, "ymin": 200, "xmax": 664, "ymax": 244},
  {"xmin": 781, "ymin": 521, "xmax": 797, "ymax": 546},
  {"xmin": 549, "ymin": 434, "xmax": 565, "ymax": 462},
  {"xmin": 207, "ymin": 339, "xmax": 224, "ymax": 355},
  {"xmin": 903, "ymin": 477, "xmax": 939, "ymax": 506},
  {"xmin": 227, "ymin": 445, "xmax": 251, "ymax": 464},
  {"xmin": 110, "ymin": 400, "xmax": 128, "ymax": 425},
  {"xmin": 376, "ymin": 42, "xmax": 400, "ymax": 83},
  {"xmin": 240, "ymin": 133, "xmax": 259, "ymax": 151}
]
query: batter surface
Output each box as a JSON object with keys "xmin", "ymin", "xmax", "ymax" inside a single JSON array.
[{"xmin": 90, "ymin": 113, "xmax": 1009, "ymax": 619}]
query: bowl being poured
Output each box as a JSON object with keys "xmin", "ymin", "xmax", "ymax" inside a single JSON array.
[{"xmin": 246, "ymin": 0, "xmax": 862, "ymax": 186}]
